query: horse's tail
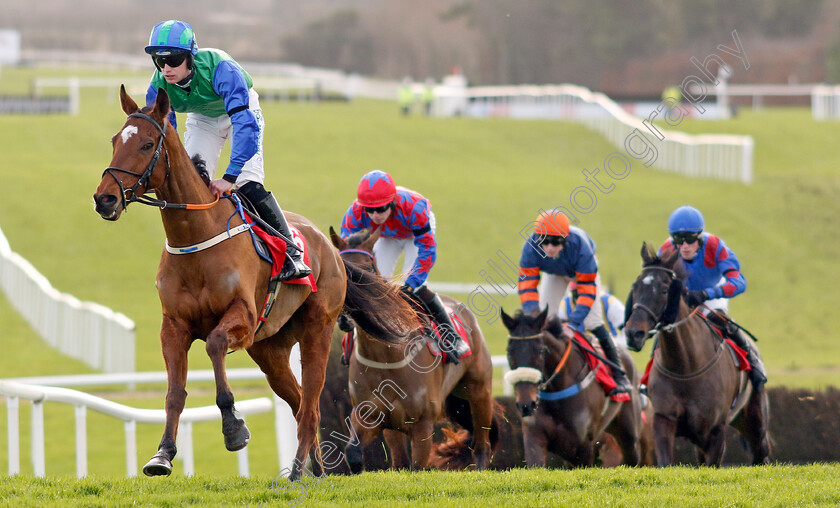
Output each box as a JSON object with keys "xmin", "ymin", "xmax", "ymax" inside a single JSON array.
[
  {"xmin": 430, "ymin": 398, "xmax": 506, "ymax": 470},
  {"xmin": 342, "ymin": 260, "xmax": 419, "ymax": 340}
]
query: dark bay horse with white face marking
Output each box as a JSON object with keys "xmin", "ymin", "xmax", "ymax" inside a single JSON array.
[
  {"xmin": 93, "ymin": 87, "xmax": 417, "ymax": 480},
  {"xmin": 329, "ymin": 227, "xmax": 495, "ymax": 472},
  {"xmin": 624, "ymin": 243, "xmax": 770, "ymax": 466},
  {"xmin": 501, "ymin": 307, "xmax": 646, "ymax": 467}
]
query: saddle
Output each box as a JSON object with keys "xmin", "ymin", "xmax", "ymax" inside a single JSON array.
[
  {"xmin": 423, "ymin": 310, "xmax": 471, "ymax": 363},
  {"xmin": 231, "ymin": 195, "xmax": 315, "ymax": 334}
]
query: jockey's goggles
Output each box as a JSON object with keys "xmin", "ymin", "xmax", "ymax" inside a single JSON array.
[
  {"xmin": 539, "ymin": 235, "xmax": 566, "ymax": 247},
  {"xmin": 152, "ymin": 52, "xmax": 188, "ymax": 69},
  {"xmin": 672, "ymin": 232, "xmax": 701, "ymax": 245},
  {"xmin": 364, "ymin": 204, "xmax": 390, "ymax": 215}
]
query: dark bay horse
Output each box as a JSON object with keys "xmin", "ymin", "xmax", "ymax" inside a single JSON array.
[
  {"xmin": 93, "ymin": 87, "xmax": 417, "ymax": 480},
  {"xmin": 501, "ymin": 307, "xmax": 647, "ymax": 467},
  {"xmin": 624, "ymin": 243, "xmax": 770, "ymax": 466},
  {"xmin": 329, "ymin": 227, "xmax": 495, "ymax": 471}
]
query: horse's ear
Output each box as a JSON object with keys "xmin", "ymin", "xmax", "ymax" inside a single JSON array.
[
  {"xmin": 152, "ymin": 88, "xmax": 171, "ymax": 122},
  {"xmin": 535, "ymin": 306, "xmax": 549, "ymax": 330},
  {"xmin": 500, "ymin": 307, "xmax": 516, "ymax": 332},
  {"xmin": 359, "ymin": 226, "xmax": 381, "ymax": 252},
  {"xmin": 329, "ymin": 226, "xmax": 346, "ymax": 250},
  {"xmin": 119, "ymin": 85, "xmax": 138, "ymax": 115},
  {"xmin": 640, "ymin": 242, "xmax": 654, "ymax": 264},
  {"xmin": 660, "ymin": 248, "xmax": 679, "ymax": 267},
  {"xmin": 368, "ymin": 226, "xmax": 382, "ymax": 244}
]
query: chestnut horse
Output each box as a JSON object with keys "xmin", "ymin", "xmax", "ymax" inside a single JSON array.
[
  {"xmin": 501, "ymin": 307, "xmax": 646, "ymax": 467},
  {"xmin": 329, "ymin": 227, "xmax": 495, "ymax": 471},
  {"xmin": 93, "ymin": 87, "xmax": 417, "ymax": 480},
  {"xmin": 624, "ymin": 243, "xmax": 770, "ymax": 466}
]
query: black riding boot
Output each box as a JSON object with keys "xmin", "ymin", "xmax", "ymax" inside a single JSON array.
[
  {"xmin": 729, "ymin": 327, "xmax": 767, "ymax": 392},
  {"xmin": 413, "ymin": 285, "xmax": 470, "ymax": 364},
  {"xmin": 592, "ymin": 325, "xmax": 632, "ymax": 395},
  {"xmin": 243, "ymin": 183, "xmax": 311, "ymax": 281}
]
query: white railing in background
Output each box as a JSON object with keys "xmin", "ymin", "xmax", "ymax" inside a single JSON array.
[
  {"xmin": 1, "ymin": 353, "xmax": 511, "ymax": 478},
  {"xmin": 811, "ymin": 85, "xmax": 840, "ymax": 121},
  {"xmin": 434, "ymin": 83, "xmax": 754, "ymax": 184},
  {"xmin": 0, "ymin": 226, "xmax": 135, "ymax": 373}
]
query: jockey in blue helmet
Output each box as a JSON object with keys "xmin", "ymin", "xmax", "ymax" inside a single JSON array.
[
  {"xmin": 144, "ymin": 20, "xmax": 309, "ymax": 281},
  {"xmin": 657, "ymin": 205, "xmax": 766, "ymax": 391}
]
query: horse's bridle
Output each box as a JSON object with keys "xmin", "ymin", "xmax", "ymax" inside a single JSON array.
[
  {"xmin": 632, "ymin": 265, "xmax": 699, "ymax": 337},
  {"xmin": 339, "ymin": 248, "xmax": 377, "ymax": 274},
  {"xmin": 508, "ymin": 332, "xmax": 579, "ymax": 391},
  {"xmin": 102, "ymin": 112, "xmax": 170, "ymax": 211}
]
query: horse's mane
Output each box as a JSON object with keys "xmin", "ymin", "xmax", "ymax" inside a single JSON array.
[
  {"xmin": 190, "ymin": 155, "xmax": 211, "ymax": 186},
  {"xmin": 343, "ymin": 260, "xmax": 416, "ymax": 343},
  {"xmin": 642, "ymin": 243, "xmax": 689, "ymax": 281},
  {"xmin": 544, "ymin": 316, "xmax": 565, "ymax": 340}
]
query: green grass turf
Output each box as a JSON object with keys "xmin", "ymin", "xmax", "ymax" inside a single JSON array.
[{"xmin": 1, "ymin": 464, "xmax": 839, "ymax": 507}]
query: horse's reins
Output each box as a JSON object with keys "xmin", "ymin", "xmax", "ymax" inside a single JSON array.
[
  {"xmin": 102, "ymin": 112, "xmax": 222, "ymax": 212},
  {"xmin": 634, "ymin": 266, "xmax": 730, "ymax": 380}
]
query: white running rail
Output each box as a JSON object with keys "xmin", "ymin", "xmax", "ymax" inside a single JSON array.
[
  {"xmin": 0, "ymin": 226, "xmax": 135, "ymax": 373},
  {"xmin": 1, "ymin": 353, "xmax": 511, "ymax": 478},
  {"xmin": 435, "ymin": 83, "xmax": 754, "ymax": 184},
  {"xmin": 0, "ymin": 379, "xmax": 271, "ymax": 478}
]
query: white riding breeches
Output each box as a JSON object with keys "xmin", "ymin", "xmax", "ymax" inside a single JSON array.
[
  {"xmin": 539, "ymin": 272, "xmax": 605, "ymax": 328},
  {"xmin": 183, "ymin": 88, "xmax": 265, "ymax": 186},
  {"xmin": 372, "ymin": 211, "xmax": 436, "ymax": 285}
]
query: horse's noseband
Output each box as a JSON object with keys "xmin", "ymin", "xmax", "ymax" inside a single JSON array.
[{"xmin": 102, "ymin": 112, "xmax": 169, "ymax": 211}]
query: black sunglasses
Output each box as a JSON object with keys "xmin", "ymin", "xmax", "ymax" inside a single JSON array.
[
  {"xmin": 540, "ymin": 235, "xmax": 566, "ymax": 247},
  {"xmin": 152, "ymin": 52, "xmax": 188, "ymax": 69},
  {"xmin": 364, "ymin": 204, "xmax": 390, "ymax": 214},
  {"xmin": 672, "ymin": 232, "xmax": 700, "ymax": 245}
]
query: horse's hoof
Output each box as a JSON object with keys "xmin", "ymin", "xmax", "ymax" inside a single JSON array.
[
  {"xmin": 143, "ymin": 455, "xmax": 173, "ymax": 476},
  {"xmin": 288, "ymin": 467, "xmax": 302, "ymax": 482},
  {"xmin": 224, "ymin": 424, "xmax": 251, "ymax": 451}
]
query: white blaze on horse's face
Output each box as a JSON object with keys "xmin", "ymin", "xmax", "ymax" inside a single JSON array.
[
  {"xmin": 120, "ymin": 125, "xmax": 138, "ymax": 144},
  {"xmin": 642, "ymin": 274, "xmax": 655, "ymax": 285}
]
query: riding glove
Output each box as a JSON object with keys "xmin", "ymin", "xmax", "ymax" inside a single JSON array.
[{"xmin": 685, "ymin": 289, "xmax": 709, "ymax": 307}]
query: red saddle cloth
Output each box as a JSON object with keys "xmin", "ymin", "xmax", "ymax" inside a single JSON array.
[
  {"xmin": 243, "ymin": 211, "xmax": 316, "ymax": 291},
  {"xmin": 639, "ymin": 338, "xmax": 750, "ymax": 386},
  {"xmin": 425, "ymin": 309, "xmax": 472, "ymax": 364},
  {"xmin": 573, "ymin": 332, "xmax": 631, "ymax": 402}
]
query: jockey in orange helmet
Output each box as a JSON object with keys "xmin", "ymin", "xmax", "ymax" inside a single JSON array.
[
  {"xmin": 518, "ymin": 209, "xmax": 631, "ymax": 394},
  {"xmin": 340, "ymin": 170, "xmax": 469, "ymax": 364}
]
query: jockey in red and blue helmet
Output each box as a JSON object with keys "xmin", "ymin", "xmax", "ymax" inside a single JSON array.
[
  {"xmin": 340, "ymin": 170, "xmax": 470, "ymax": 364},
  {"xmin": 341, "ymin": 170, "xmax": 436, "ymax": 290}
]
